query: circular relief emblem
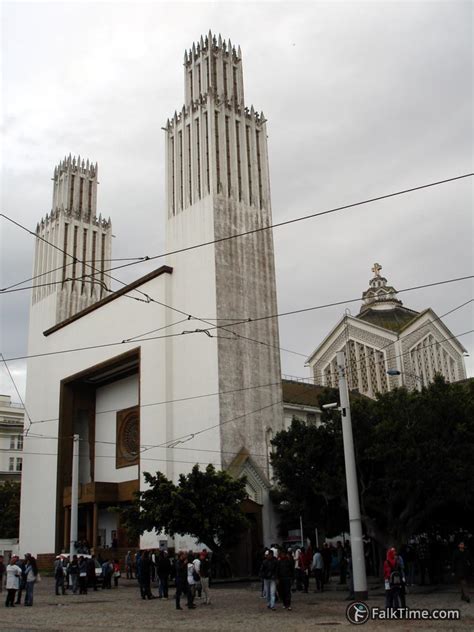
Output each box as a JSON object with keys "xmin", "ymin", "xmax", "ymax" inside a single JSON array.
[
  {"xmin": 121, "ymin": 413, "xmax": 139, "ymax": 459},
  {"xmin": 346, "ymin": 602, "xmax": 370, "ymax": 625}
]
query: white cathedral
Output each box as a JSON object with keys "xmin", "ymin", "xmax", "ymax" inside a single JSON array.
[
  {"xmin": 307, "ymin": 263, "xmax": 467, "ymax": 396},
  {"xmin": 19, "ymin": 34, "xmax": 468, "ymax": 569},
  {"xmin": 20, "ymin": 33, "xmax": 284, "ymax": 568}
]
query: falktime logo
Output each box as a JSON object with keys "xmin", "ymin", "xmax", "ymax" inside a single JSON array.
[{"xmin": 346, "ymin": 601, "xmax": 370, "ymax": 625}]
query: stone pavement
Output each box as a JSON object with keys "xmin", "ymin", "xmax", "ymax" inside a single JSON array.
[{"xmin": 0, "ymin": 578, "xmax": 472, "ymax": 631}]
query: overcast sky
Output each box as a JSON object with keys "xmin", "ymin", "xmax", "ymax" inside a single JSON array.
[{"xmin": 1, "ymin": 0, "xmax": 473, "ymax": 403}]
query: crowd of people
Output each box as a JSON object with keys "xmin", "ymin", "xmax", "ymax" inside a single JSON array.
[
  {"xmin": 1, "ymin": 533, "xmax": 470, "ymax": 610},
  {"xmin": 130, "ymin": 549, "xmax": 211, "ymax": 609},
  {"xmin": 1, "ymin": 553, "xmax": 39, "ymax": 607}
]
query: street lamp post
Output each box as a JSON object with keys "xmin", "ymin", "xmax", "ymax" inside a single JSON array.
[
  {"xmin": 336, "ymin": 350, "xmax": 368, "ymax": 599},
  {"xmin": 386, "ymin": 368, "xmax": 424, "ymax": 388}
]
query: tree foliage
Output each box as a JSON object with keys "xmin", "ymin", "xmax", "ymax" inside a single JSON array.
[
  {"xmin": 271, "ymin": 377, "xmax": 474, "ymax": 547},
  {"xmin": 0, "ymin": 481, "xmax": 21, "ymax": 539},
  {"xmin": 120, "ymin": 464, "xmax": 249, "ymax": 552}
]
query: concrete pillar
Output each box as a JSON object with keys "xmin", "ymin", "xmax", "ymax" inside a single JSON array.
[
  {"xmin": 64, "ymin": 507, "xmax": 70, "ymax": 551},
  {"xmin": 93, "ymin": 503, "xmax": 98, "ymax": 549}
]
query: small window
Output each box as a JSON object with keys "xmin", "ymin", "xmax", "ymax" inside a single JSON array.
[
  {"xmin": 10, "ymin": 436, "xmax": 15, "ymax": 449},
  {"xmin": 16, "ymin": 458, "xmax": 22, "ymax": 472},
  {"xmin": 9, "ymin": 457, "xmax": 14, "ymax": 471},
  {"xmin": 17, "ymin": 435, "xmax": 23, "ymax": 450}
]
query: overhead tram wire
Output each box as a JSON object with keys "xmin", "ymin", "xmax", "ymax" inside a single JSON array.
[
  {"xmin": 0, "ymin": 213, "xmax": 196, "ymax": 322},
  {"xmin": 0, "ymin": 215, "xmax": 305, "ymax": 360},
  {"xmin": 0, "ymin": 256, "xmax": 149, "ymax": 293},
  {"xmin": 3, "ymin": 174, "xmax": 472, "ymax": 361},
  {"xmin": 27, "ymin": 379, "xmax": 283, "ymax": 426},
  {"xmin": 2, "ymin": 173, "xmax": 472, "ymax": 294},
  {"xmin": 57, "ymin": 173, "xmax": 474, "ymax": 276},
  {"xmin": 25, "ymin": 398, "xmax": 284, "ymax": 457},
  {"xmin": 3, "ymin": 275, "xmax": 473, "ymax": 363},
  {"xmin": 317, "ymin": 298, "xmax": 474, "ymax": 382},
  {"xmin": 0, "ymin": 353, "xmax": 33, "ymax": 435}
]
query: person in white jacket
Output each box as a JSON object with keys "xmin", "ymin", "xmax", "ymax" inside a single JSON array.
[{"xmin": 5, "ymin": 556, "xmax": 22, "ymax": 607}]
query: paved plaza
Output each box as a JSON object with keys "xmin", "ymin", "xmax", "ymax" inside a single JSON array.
[{"xmin": 0, "ymin": 578, "xmax": 473, "ymax": 632}]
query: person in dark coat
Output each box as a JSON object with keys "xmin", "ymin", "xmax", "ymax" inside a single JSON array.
[
  {"xmin": 175, "ymin": 552, "xmax": 188, "ymax": 610},
  {"xmin": 259, "ymin": 549, "xmax": 278, "ymax": 610},
  {"xmin": 452, "ymin": 542, "xmax": 471, "ymax": 603},
  {"xmin": 86, "ymin": 556, "xmax": 97, "ymax": 591},
  {"xmin": 157, "ymin": 550, "xmax": 172, "ymax": 599},
  {"xmin": 78, "ymin": 557, "xmax": 88, "ymax": 594},
  {"xmin": 277, "ymin": 551, "xmax": 294, "ymax": 610},
  {"xmin": 139, "ymin": 551, "xmax": 154, "ymax": 599}
]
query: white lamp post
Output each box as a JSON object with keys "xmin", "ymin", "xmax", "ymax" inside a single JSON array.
[{"xmin": 326, "ymin": 351, "xmax": 368, "ymax": 599}]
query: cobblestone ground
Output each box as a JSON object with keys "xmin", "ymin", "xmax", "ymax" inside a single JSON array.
[{"xmin": 0, "ymin": 579, "xmax": 472, "ymax": 632}]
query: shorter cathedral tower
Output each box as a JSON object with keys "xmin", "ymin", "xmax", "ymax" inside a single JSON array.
[{"xmin": 32, "ymin": 155, "xmax": 112, "ymax": 325}]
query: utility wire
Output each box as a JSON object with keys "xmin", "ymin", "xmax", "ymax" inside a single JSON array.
[
  {"xmin": 0, "ymin": 216, "xmax": 304, "ymax": 360},
  {"xmin": 2, "ymin": 173, "xmax": 472, "ymax": 294},
  {"xmin": 317, "ymin": 298, "xmax": 473, "ymax": 381},
  {"xmin": 0, "ymin": 353, "xmax": 33, "ymax": 435},
  {"xmin": 55, "ymin": 173, "xmax": 474, "ymax": 277},
  {"xmin": 3, "ymin": 275, "xmax": 472, "ymax": 363},
  {"xmin": 28, "ymin": 379, "xmax": 283, "ymax": 426}
]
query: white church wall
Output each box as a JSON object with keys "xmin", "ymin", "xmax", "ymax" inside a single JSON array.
[
  {"xmin": 20, "ymin": 272, "xmax": 170, "ymax": 555},
  {"xmin": 94, "ymin": 374, "xmax": 139, "ymax": 483},
  {"xmin": 139, "ymin": 198, "xmax": 222, "ymax": 551}
]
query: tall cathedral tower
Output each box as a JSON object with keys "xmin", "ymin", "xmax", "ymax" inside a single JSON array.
[
  {"xmin": 31, "ymin": 155, "xmax": 112, "ymax": 327},
  {"xmin": 164, "ymin": 32, "xmax": 283, "ymax": 531}
]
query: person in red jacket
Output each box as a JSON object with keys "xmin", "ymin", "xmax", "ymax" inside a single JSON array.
[{"xmin": 384, "ymin": 547, "xmax": 403, "ymax": 610}]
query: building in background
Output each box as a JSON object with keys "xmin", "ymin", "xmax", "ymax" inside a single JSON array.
[
  {"xmin": 0, "ymin": 395, "xmax": 24, "ymax": 482},
  {"xmin": 307, "ymin": 264, "xmax": 467, "ymax": 397}
]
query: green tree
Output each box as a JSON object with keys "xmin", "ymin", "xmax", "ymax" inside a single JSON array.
[
  {"xmin": 120, "ymin": 464, "xmax": 249, "ymax": 552},
  {"xmin": 271, "ymin": 377, "xmax": 474, "ymax": 547},
  {"xmin": 0, "ymin": 481, "xmax": 21, "ymax": 538}
]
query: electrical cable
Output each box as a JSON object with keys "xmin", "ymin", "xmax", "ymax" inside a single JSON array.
[
  {"xmin": 2, "ymin": 173, "xmax": 472, "ymax": 295},
  {"xmin": 27, "ymin": 379, "xmax": 283, "ymax": 426},
  {"xmin": 3, "ymin": 274, "xmax": 472, "ymax": 362},
  {"xmin": 0, "ymin": 353, "xmax": 33, "ymax": 435}
]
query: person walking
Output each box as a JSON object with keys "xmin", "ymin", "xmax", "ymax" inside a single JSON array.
[
  {"xmin": 312, "ymin": 548, "xmax": 324, "ymax": 592},
  {"xmin": 175, "ymin": 552, "xmax": 188, "ymax": 610},
  {"xmin": 139, "ymin": 551, "xmax": 154, "ymax": 599},
  {"xmin": 157, "ymin": 550, "xmax": 172, "ymax": 599},
  {"xmin": 198, "ymin": 550, "xmax": 211, "ymax": 605},
  {"xmin": 113, "ymin": 560, "xmax": 121, "ymax": 587},
  {"xmin": 67, "ymin": 555, "xmax": 79, "ymax": 594},
  {"xmin": 277, "ymin": 550, "xmax": 294, "ymax": 610},
  {"xmin": 186, "ymin": 553, "xmax": 197, "ymax": 609},
  {"xmin": 452, "ymin": 542, "xmax": 471, "ymax": 603},
  {"xmin": 24, "ymin": 554, "xmax": 38, "ymax": 606},
  {"xmin": 5, "ymin": 555, "xmax": 22, "ymax": 607},
  {"xmin": 78, "ymin": 556, "xmax": 88, "ymax": 594},
  {"xmin": 259, "ymin": 548, "xmax": 278, "ymax": 610},
  {"xmin": 54, "ymin": 556, "xmax": 66, "ymax": 596},
  {"xmin": 322, "ymin": 544, "xmax": 332, "ymax": 584},
  {"xmin": 101, "ymin": 559, "xmax": 112, "ymax": 589},
  {"xmin": 384, "ymin": 547, "xmax": 403, "ymax": 610},
  {"xmin": 88, "ymin": 555, "xmax": 98, "ymax": 591}
]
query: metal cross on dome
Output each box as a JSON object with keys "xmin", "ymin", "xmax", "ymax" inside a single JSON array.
[{"xmin": 371, "ymin": 263, "xmax": 382, "ymax": 277}]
